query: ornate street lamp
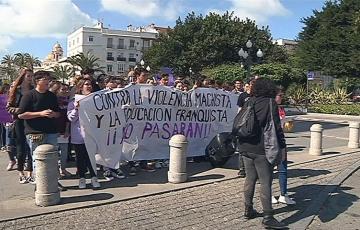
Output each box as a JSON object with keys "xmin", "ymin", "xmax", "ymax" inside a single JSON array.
[{"xmin": 238, "ymin": 39, "xmax": 264, "ymax": 79}]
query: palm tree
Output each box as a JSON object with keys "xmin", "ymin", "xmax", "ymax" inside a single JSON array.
[
  {"xmin": 24, "ymin": 53, "xmax": 42, "ymax": 70},
  {"xmin": 1, "ymin": 54, "xmax": 17, "ymax": 81},
  {"xmin": 52, "ymin": 65, "xmax": 74, "ymax": 83},
  {"xmin": 14, "ymin": 53, "xmax": 28, "ymax": 69},
  {"xmin": 67, "ymin": 51, "xmax": 104, "ymax": 73}
]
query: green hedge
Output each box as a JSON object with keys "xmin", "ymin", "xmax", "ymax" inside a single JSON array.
[{"xmin": 309, "ymin": 104, "xmax": 360, "ymax": 115}]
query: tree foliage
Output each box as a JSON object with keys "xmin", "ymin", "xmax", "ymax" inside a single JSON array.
[
  {"xmin": 295, "ymin": 0, "xmax": 360, "ymax": 78},
  {"xmin": 52, "ymin": 65, "xmax": 74, "ymax": 83},
  {"xmin": 201, "ymin": 63, "xmax": 305, "ymax": 88},
  {"xmin": 1, "ymin": 53, "xmax": 41, "ymax": 81},
  {"xmin": 144, "ymin": 11, "xmax": 288, "ymax": 75},
  {"xmin": 66, "ymin": 52, "xmax": 104, "ymax": 73}
]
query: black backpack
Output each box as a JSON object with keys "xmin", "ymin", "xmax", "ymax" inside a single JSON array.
[
  {"xmin": 232, "ymin": 97, "xmax": 258, "ymax": 139},
  {"xmin": 205, "ymin": 132, "xmax": 236, "ymax": 168}
]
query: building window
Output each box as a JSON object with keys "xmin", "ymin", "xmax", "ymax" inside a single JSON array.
[
  {"xmin": 107, "ymin": 38, "xmax": 113, "ymax": 48},
  {"xmin": 107, "ymin": 65, "xmax": 113, "ymax": 72},
  {"xmin": 72, "ymin": 40, "xmax": 75, "ymax": 45},
  {"xmin": 88, "ymin": 36, "xmax": 94, "ymax": 42},
  {"xmin": 107, "ymin": 52, "xmax": 114, "ymax": 61},
  {"xmin": 69, "ymin": 42, "xmax": 71, "ymax": 48},
  {"xmin": 129, "ymin": 39, "xmax": 135, "ymax": 49},
  {"xmin": 128, "ymin": 53, "xmax": 136, "ymax": 62},
  {"xmin": 118, "ymin": 63, "xmax": 125, "ymax": 73},
  {"xmin": 77, "ymin": 37, "xmax": 79, "ymax": 43},
  {"xmin": 117, "ymin": 53, "xmax": 126, "ymax": 61},
  {"xmin": 118, "ymin": 39, "xmax": 125, "ymax": 49}
]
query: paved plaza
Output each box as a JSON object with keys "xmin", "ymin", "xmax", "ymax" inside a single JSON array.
[{"xmin": 1, "ymin": 114, "xmax": 360, "ymax": 229}]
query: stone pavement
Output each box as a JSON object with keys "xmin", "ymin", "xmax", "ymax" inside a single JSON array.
[
  {"xmin": 1, "ymin": 114, "xmax": 360, "ymax": 229},
  {"xmin": 308, "ymin": 167, "xmax": 360, "ymax": 230}
]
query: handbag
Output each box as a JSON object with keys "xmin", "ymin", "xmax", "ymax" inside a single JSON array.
[{"xmin": 263, "ymin": 99, "xmax": 282, "ymax": 165}]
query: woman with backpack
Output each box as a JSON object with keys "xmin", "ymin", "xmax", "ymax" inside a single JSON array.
[{"xmin": 235, "ymin": 78, "xmax": 287, "ymax": 229}]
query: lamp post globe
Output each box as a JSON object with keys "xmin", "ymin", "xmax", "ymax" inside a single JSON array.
[
  {"xmin": 146, "ymin": 66, "xmax": 151, "ymax": 72},
  {"xmin": 246, "ymin": 40, "xmax": 252, "ymax": 48},
  {"xmin": 140, "ymin": 59, "xmax": 145, "ymax": 66},
  {"xmin": 256, "ymin": 49, "xmax": 264, "ymax": 58}
]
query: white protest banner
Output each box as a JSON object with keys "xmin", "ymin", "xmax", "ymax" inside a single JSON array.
[{"xmin": 78, "ymin": 84, "xmax": 239, "ymax": 169}]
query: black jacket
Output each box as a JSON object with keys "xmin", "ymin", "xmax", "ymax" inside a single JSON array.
[{"xmin": 238, "ymin": 96, "xmax": 286, "ymax": 154}]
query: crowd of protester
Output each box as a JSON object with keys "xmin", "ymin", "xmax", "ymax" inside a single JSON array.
[{"xmin": 1, "ymin": 67, "xmax": 293, "ymax": 229}]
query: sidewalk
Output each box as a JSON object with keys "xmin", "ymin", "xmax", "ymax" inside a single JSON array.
[{"xmin": 0, "ymin": 118, "xmax": 359, "ymax": 229}]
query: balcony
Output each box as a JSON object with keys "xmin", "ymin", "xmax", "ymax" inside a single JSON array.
[
  {"xmin": 142, "ymin": 46, "xmax": 150, "ymax": 52},
  {"xmin": 106, "ymin": 57, "xmax": 114, "ymax": 61},
  {"xmin": 117, "ymin": 45, "xmax": 127, "ymax": 49},
  {"xmin": 117, "ymin": 57, "xmax": 126, "ymax": 62},
  {"xmin": 106, "ymin": 44, "xmax": 113, "ymax": 49},
  {"xmin": 128, "ymin": 58, "xmax": 137, "ymax": 62},
  {"xmin": 129, "ymin": 46, "xmax": 137, "ymax": 50}
]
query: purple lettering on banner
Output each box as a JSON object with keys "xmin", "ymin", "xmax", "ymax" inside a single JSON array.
[
  {"xmin": 161, "ymin": 123, "xmax": 171, "ymax": 139},
  {"xmin": 180, "ymin": 122, "xmax": 186, "ymax": 135},
  {"xmin": 172, "ymin": 123, "xmax": 179, "ymax": 136},
  {"xmin": 149, "ymin": 123, "xmax": 160, "ymax": 138},
  {"xmin": 194, "ymin": 123, "xmax": 203, "ymax": 138},
  {"xmin": 186, "ymin": 122, "xmax": 194, "ymax": 138},
  {"xmin": 120, "ymin": 123, "xmax": 134, "ymax": 144},
  {"xmin": 142, "ymin": 122, "xmax": 152, "ymax": 139}
]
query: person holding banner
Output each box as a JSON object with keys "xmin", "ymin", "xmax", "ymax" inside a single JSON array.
[
  {"xmin": 102, "ymin": 76, "xmax": 126, "ymax": 181},
  {"xmin": 67, "ymin": 78, "xmax": 101, "ymax": 189},
  {"xmin": 7, "ymin": 68, "xmax": 33, "ymax": 183}
]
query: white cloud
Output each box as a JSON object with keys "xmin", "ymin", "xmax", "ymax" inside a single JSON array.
[
  {"xmin": 100, "ymin": 0, "xmax": 183, "ymax": 20},
  {"xmin": 209, "ymin": 0, "xmax": 290, "ymax": 24},
  {"xmin": 0, "ymin": 35, "xmax": 13, "ymax": 52},
  {"xmin": 0, "ymin": 0, "xmax": 96, "ymax": 50}
]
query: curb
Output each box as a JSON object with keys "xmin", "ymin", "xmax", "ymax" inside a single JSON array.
[
  {"xmin": 1, "ymin": 150, "xmax": 359, "ymax": 224},
  {"xmin": 289, "ymin": 158, "xmax": 360, "ymax": 230}
]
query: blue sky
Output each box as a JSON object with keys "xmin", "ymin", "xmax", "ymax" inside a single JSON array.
[{"xmin": 0, "ymin": 0, "xmax": 326, "ymax": 61}]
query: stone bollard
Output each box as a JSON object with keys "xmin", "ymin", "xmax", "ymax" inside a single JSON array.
[
  {"xmin": 309, "ymin": 124, "xmax": 323, "ymax": 156},
  {"xmin": 348, "ymin": 122, "xmax": 360, "ymax": 149},
  {"xmin": 168, "ymin": 135, "xmax": 188, "ymax": 183},
  {"xmin": 35, "ymin": 144, "xmax": 60, "ymax": 206}
]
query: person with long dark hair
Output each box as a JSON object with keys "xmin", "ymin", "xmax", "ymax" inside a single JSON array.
[
  {"xmin": 67, "ymin": 78, "xmax": 100, "ymax": 189},
  {"xmin": 6, "ymin": 68, "xmax": 33, "ymax": 183},
  {"xmin": 238, "ymin": 78, "xmax": 287, "ymax": 229}
]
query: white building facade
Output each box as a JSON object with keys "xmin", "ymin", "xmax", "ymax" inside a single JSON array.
[{"xmin": 67, "ymin": 22, "xmax": 159, "ymax": 75}]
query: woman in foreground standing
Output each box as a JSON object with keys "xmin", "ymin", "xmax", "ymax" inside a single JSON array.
[{"xmin": 238, "ymin": 78, "xmax": 287, "ymax": 229}]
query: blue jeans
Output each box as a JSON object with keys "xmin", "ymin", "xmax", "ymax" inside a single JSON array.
[
  {"xmin": 27, "ymin": 133, "xmax": 58, "ymax": 173},
  {"xmin": 278, "ymin": 158, "xmax": 287, "ymax": 196}
]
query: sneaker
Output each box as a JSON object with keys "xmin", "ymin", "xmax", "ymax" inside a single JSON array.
[
  {"xmin": 59, "ymin": 170, "xmax": 72, "ymax": 178},
  {"xmin": 26, "ymin": 176, "xmax": 36, "ymax": 185},
  {"xmin": 111, "ymin": 168, "xmax": 126, "ymax": 179},
  {"xmin": 154, "ymin": 161, "xmax": 162, "ymax": 169},
  {"xmin": 6, "ymin": 160, "xmax": 16, "ymax": 171},
  {"xmin": 272, "ymin": 196, "xmax": 278, "ymax": 204},
  {"xmin": 19, "ymin": 176, "xmax": 28, "ymax": 184},
  {"xmin": 238, "ymin": 170, "xmax": 246, "ymax": 178},
  {"xmin": 162, "ymin": 160, "xmax": 169, "ymax": 168},
  {"xmin": 129, "ymin": 166, "xmax": 137, "ymax": 176},
  {"xmin": 79, "ymin": 178, "xmax": 86, "ymax": 189},
  {"xmin": 103, "ymin": 170, "xmax": 114, "ymax": 181},
  {"xmin": 141, "ymin": 164, "xmax": 156, "ymax": 172},
  {"xmin": 91, "ymin": 177, "xmax": 100, "ymax": 188},
  {"xmin": 278, "ymin": 194, "xmax": 296, "ymax": 205}
]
